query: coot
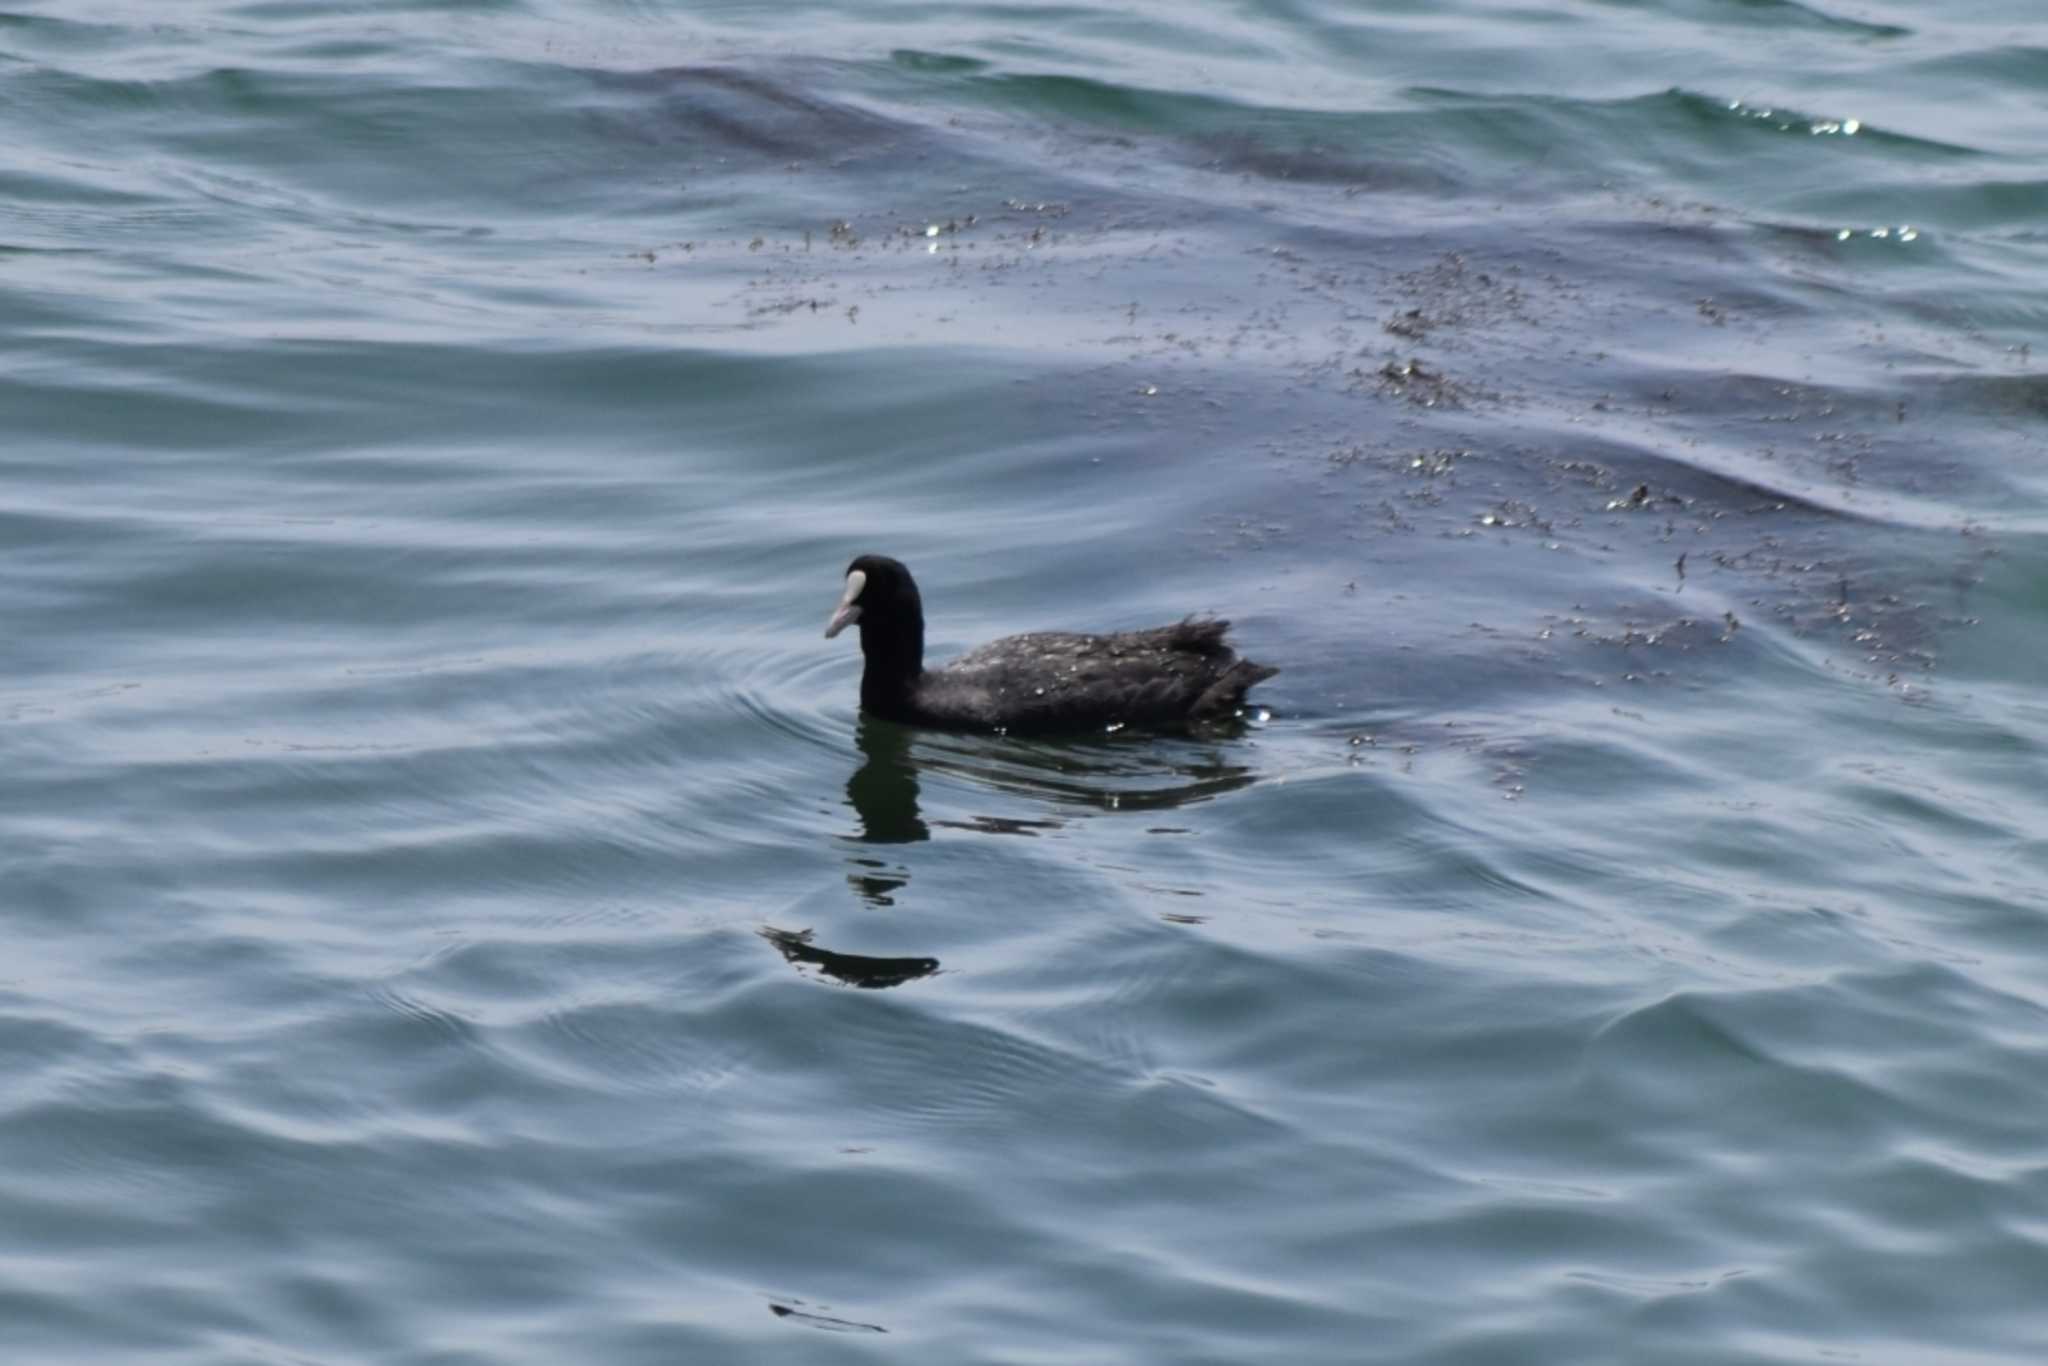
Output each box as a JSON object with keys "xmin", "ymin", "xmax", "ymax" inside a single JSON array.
[{"xmin": 823, "ymin": 554, "xmax": 1277, "ymax": 734}]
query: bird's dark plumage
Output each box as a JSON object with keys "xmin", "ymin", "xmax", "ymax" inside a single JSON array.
[{"xmin": 824, "ymin": 554, "xmax": 1277, "ymax": 734}]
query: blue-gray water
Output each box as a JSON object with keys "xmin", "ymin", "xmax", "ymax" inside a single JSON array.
[{"xmin": 5, "ymin": 1, "xmax": 2047, "ymax": 1361}]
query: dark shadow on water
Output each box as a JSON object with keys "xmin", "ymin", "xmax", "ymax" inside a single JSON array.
[{"xmin": 760, "ymin": 926, "xmax": 939, "ymax": 990}]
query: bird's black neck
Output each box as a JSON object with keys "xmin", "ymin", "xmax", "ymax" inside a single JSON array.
[{"xmin": 857, "ymin": 616, "xmax": 925, "ymax": 717}]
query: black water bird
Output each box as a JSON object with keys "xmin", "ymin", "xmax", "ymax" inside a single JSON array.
[{"xmin": 823, "ymin": 554, "xmax": 1277, "ymax": 734}]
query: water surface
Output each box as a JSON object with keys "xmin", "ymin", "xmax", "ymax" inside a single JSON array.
[{"xmin": 4, "ymin": 1, "xmax": 2047, "ymax": 1361}]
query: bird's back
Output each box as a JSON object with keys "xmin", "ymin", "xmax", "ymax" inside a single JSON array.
[{"xmin": 911, "ymin": 620, "xmax": 1276, "ymax": 733}]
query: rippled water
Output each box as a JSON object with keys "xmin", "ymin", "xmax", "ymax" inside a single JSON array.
[{"xmin": 6, "ymin": 1, "xmax": 2047, "ymax": 1360}]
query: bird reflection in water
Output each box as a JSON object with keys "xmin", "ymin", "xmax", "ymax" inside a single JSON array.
[
  {"xmin": 840, "ymin": 714, "xmax": 1261, "ymax": 904},
  {"xmin": 755, "ymin": 721, "xmax": 945, "ymax": 990},
  {"xmin": 768, "ymin": 715, "xmax": 1264, "ymax": 987},
  {"xmin": 840, "ymin": 717, "xmax": 1080, "ymax": 904},
  {"xmin": 912, "ymin": 724, "xmax": 1263, "ymax": 818},
  {"xmin": 843, "ymin": 716, "xmax": 926, "ymax": 905},
  {"xmin": 759, "ymin": 926, "xmax": 939, "ymax": 990}
]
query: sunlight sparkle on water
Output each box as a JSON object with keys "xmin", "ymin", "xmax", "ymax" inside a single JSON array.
[
  {"xmin": 1837, "ymin": 224, "xmax": 1918, "ymax": 243},
  {"xmin": 1727, "ymin": 100, "xmax": 1861, "ymax": 137}
]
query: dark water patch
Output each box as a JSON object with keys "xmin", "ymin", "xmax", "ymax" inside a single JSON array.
[
  {"xmin": 1259, "ymin": 399, "xmax": 1961, "ymax": 713},
  {"xmin": 965, "ymin": 69, "xmax": 1202, "ymax": 132},
  {"xmin": 937, "ymin": 70, "xmax": 1465, "ymax": 194},
  {"xmin": 588, "ymin": 62, "xmax": 908, "ymax": 165},
  {"xmin": 1196, "ymin": 134, "xmax": 1462, "ymax": 193},
  {"xmin": 1908, "ymin": 369, "xmax": 2048, "ymax": 422},
  {"xmin": 1575, "ymin": 372, "xmax": 2002, "ymax": 520}
]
